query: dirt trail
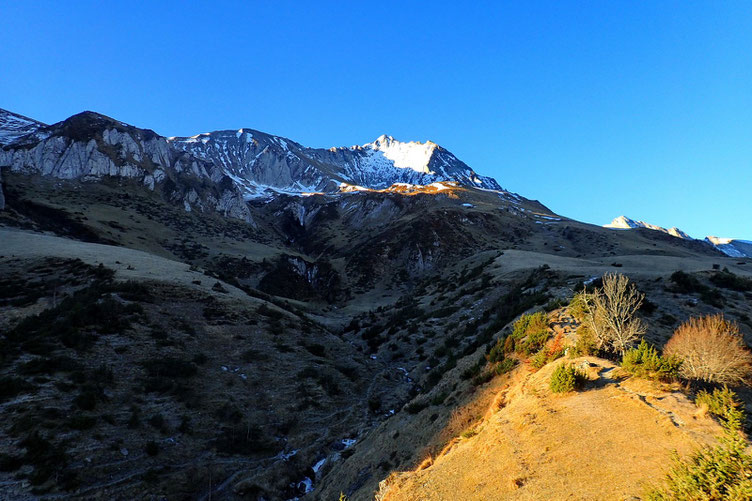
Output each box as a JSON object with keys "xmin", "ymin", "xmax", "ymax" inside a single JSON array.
[{"xmin": 377, "ymin": 356, "xmax": 722, "ymax": 501}]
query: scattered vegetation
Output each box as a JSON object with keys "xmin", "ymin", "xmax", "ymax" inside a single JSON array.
[
  {"xmin": 531, "ymin": 333, "xmax": 565, "ymax": 369},
  {"xmin": 2, "ymin": 274, "xmax": 144, "ymax": 359},
  {"xmin": 695, "ymin": 386, "xmax": 742, "ymax": 423},
  {"xmin": 710, "ymin": 268, "xmax": 752, "ymax": 292},
  {"xmin": 549, "ymin": 363, "xmax": 586, "ymax": 393},
  {"xmin": 669, "ymin": 271, "xmax": 726, "ymax": 307},
  {"xmin": 664, "ymin": 314, "xmax": 752, "ymax": 385},
  {"xmin": 621, "ymin": 340, "xmax": 682, "ymax": 381},
  {"xmin": 648, "ymin": 387, "xmax": 752, "ymax": 500},
  {"xmin": 508, "ymin": 311, "xmax": 550, "ymax": 356}
]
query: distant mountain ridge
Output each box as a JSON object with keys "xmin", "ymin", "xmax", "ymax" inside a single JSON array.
[
  {"xmin": 705, "ymin": 236, "xmax": 752, "ymax": 258},
  {"xmin": 0, "ymin": 109, "xmax": 254, "ymax": 221},
  {"xmin": 0, "ymin": 107, "xmax": 504, "ymax": 215},
  {"xmin": 604, "ymin": 215, "xmax": 751, "ymax": 258},
  {"xmin": 604, "ymin": 215, "xmax": 692, "ymax": 239}
]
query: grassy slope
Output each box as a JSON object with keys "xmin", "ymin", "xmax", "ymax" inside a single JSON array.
[{"xmin": 0, "ymin": 172, "xmax": 750, "ymax": 499}]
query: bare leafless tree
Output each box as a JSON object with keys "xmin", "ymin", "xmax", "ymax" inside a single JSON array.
[
  {"xmin": 664, "ymin": 314, "xmax": 752, "ymax": 385},
  {"xmin": 581, "ymin": 273, "xmax": 645, "ymax": 355}
]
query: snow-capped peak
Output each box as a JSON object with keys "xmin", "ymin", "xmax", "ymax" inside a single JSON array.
[
  {"xmin": 361, "ymin": 135, "xmax": 438, "ymax": 174},
  {"xmin": 604, "ymin": 216, "xmax": 691, "ymax": 239},
  {"xmin": 705, "ymin": 236, "xmax": 752, "ymax": 258}
]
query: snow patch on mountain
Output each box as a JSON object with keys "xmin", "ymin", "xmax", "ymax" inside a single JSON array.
[
  {"xmin": 705, "ymin": 237, "xmax": 752, "ymax": 258},
  {"xmin": 0, "ymin": 109, "xmax": 48, "ymax": 146},
  {"xmin": 362, "ymin": 135, "xmax": 435, "ymax": 174}
]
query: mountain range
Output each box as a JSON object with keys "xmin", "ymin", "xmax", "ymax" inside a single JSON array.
[
  {"xmin": 0, "ymin": 108, "xmax": 501, "ymax": 214},
  {"xmin": 3, "ymin": 107, "xmax": 746, "ymax": 259},
  {"xmin": 603, "ymin": 215, "xmax": 750, "ymax": 258},
  {"xmin": 1, "ymin": 107, "xmax": 751, "ymax": 500}
]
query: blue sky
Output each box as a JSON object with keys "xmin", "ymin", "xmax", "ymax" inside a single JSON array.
[{"xmin": 2, "ymin": 1, "xmax": 750, "ymax": 239}]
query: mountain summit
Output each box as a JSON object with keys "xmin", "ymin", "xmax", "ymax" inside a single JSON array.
[
  {"xmin": 168, "ymin": 129, "xmax": 502, "ymax": 198},
  {"xmin": 604, "ymin": 215, "xmax": 752, "ymax": 257},
  {"xmin": 0, "ymin": 107, "xmax": 507, "ymax": 220},
  {"xmin": 604, "ymin": 215, "xmax": 692, "ymax": 239}
]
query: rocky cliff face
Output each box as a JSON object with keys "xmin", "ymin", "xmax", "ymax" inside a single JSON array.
[
  {"xmin": 1, "ymin": 107, "xmax": 506, "ymax": 224},
  {"xmin": 0, "ymin": 111, "xmax": 253, "ymax": 223},
  {"xmin": 168, "ymin": 131, "xmax": 502, "ymax": 198}
]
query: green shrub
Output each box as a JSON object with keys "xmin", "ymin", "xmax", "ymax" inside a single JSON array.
[
  {"xmin": 648, "ymin": 389, "xmax": 751, "ymax": 500},
  {"xmin": 695, "ymin": 386, "xmax": 743, "ymax": 424},
  {"xmin": 568, "ymin": 291, "xmax": 588, "ymax": 322},
  {"xmin": 461, "ymin": 428, "xmax": 478, "ymax": 439},
  {"xmin": 461, "ymin": 362, "xmax": 482, "ymax": 381},
  {"xmin": 531, "ymin": 332, "xmax": 566, "ymax": 369},
  {"xmin": 405, "ymin": 400, "xmax": 428, "ymax": 414},
  {"xmin": 621, "ymin": 340, "xmax": 682, "ymax": 381},
  {"xmin": 19, "ymin": 431, "xmax": 70, "ymax": 486},
  {"xmin": 495, "ymin": 358, "xmax": 518, "ymax": 375},
  {"xmin": 141, "ymin": 357, "xmax": 197, "ymax": 378},
  {"xmin": 502, "ymin": 336, "xmax": 516, "ymax": 354},
  {"xmin": 700, "ymin": 288, "xmax": 725, "ymax": 307},
  {"xmin": 550, "ymin": 364, "xmax": 586, "ymax": 393},
  {"xmin": 531, "ymin": 349, "xmax": 549, "ymax": 369},
  {"xmin": 0, "ymin": 377, "xmax": 34, "ymax": 402},
  {"xmin": 214, "ymin": 423, "xmax": 274, "ymax": 455},
  {"xmin": 65, "ymin": 415, "xmax": 97, "ymax": 430},
  {"xmin": 487, "ymin": 338, "xmax": 505, "ymax": 363},
  {"xmin": 512, "ymin": 312, "xmax": 548, "ymax": 340},
  {"xmin": 670, "ymin": 271, "xmax": 706, "ymax": 294},
  {"xmin": 303, "ymin": 343, "xmax": 326, "ymax": 357},
  {"xmin": 544, "ymin": 298, "xmax": 566, "ymax": 312},
  {"xmin": 73, "ymin": 384, "xmax": 105, "ymax": 410},
  {"xmin": 520, "ymin": 329, "xmax": 549, "ymax": 355},
  {"xmin": 511, "ymin": 312, "xmax": 550, "ymax": 355},
  {"xmin": 571, "ymin": 325, "xmax": 597, "ymax": 357},
  {"xmin": 472, "ymin": 371, "xmax": 494, "ymax": 386},
  {"xmin": 710, "ymin": 269, "xmax": 752, "ymax": 292}
]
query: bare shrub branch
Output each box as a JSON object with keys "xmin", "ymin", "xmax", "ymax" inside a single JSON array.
[
  {"xmin": 581, "ymin": 273, "xmax": 645, "ymax": 355},
  {"xmin": 664, "ymin": 314, "xmax": 752, "ymax": 385}
]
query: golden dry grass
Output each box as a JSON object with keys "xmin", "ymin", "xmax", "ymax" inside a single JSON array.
[{"xmin": 379, "ymin": 357, "xmax": 723, "ymax": 501}]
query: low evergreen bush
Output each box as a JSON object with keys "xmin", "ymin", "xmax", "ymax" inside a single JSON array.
[
  {"xmin": 621, "ymin": 340, "xmax": 682, "ymax": 381},
  {"xmin": 648, "ymin": 388, "xmax": 752, "ymax": 500},
  {"xmin": 550, "ymin": 364, "xmax": 586, "ymax": 393}
]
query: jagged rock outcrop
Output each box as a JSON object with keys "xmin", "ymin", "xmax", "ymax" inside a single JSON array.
[
  {"xmin": 258, "ymin": 254, "xmax": 341, "ymax": 301},
  {"xmin": 168, "ymin": 131, "xmax": 502, "ymax": 198},
  {"xmin": 1, "ymin": 107, "xmax": 510, "ymax": 223},
  {"xmin": 0, "ymin": 110, "xmax": 253, "ymax": 224}
]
